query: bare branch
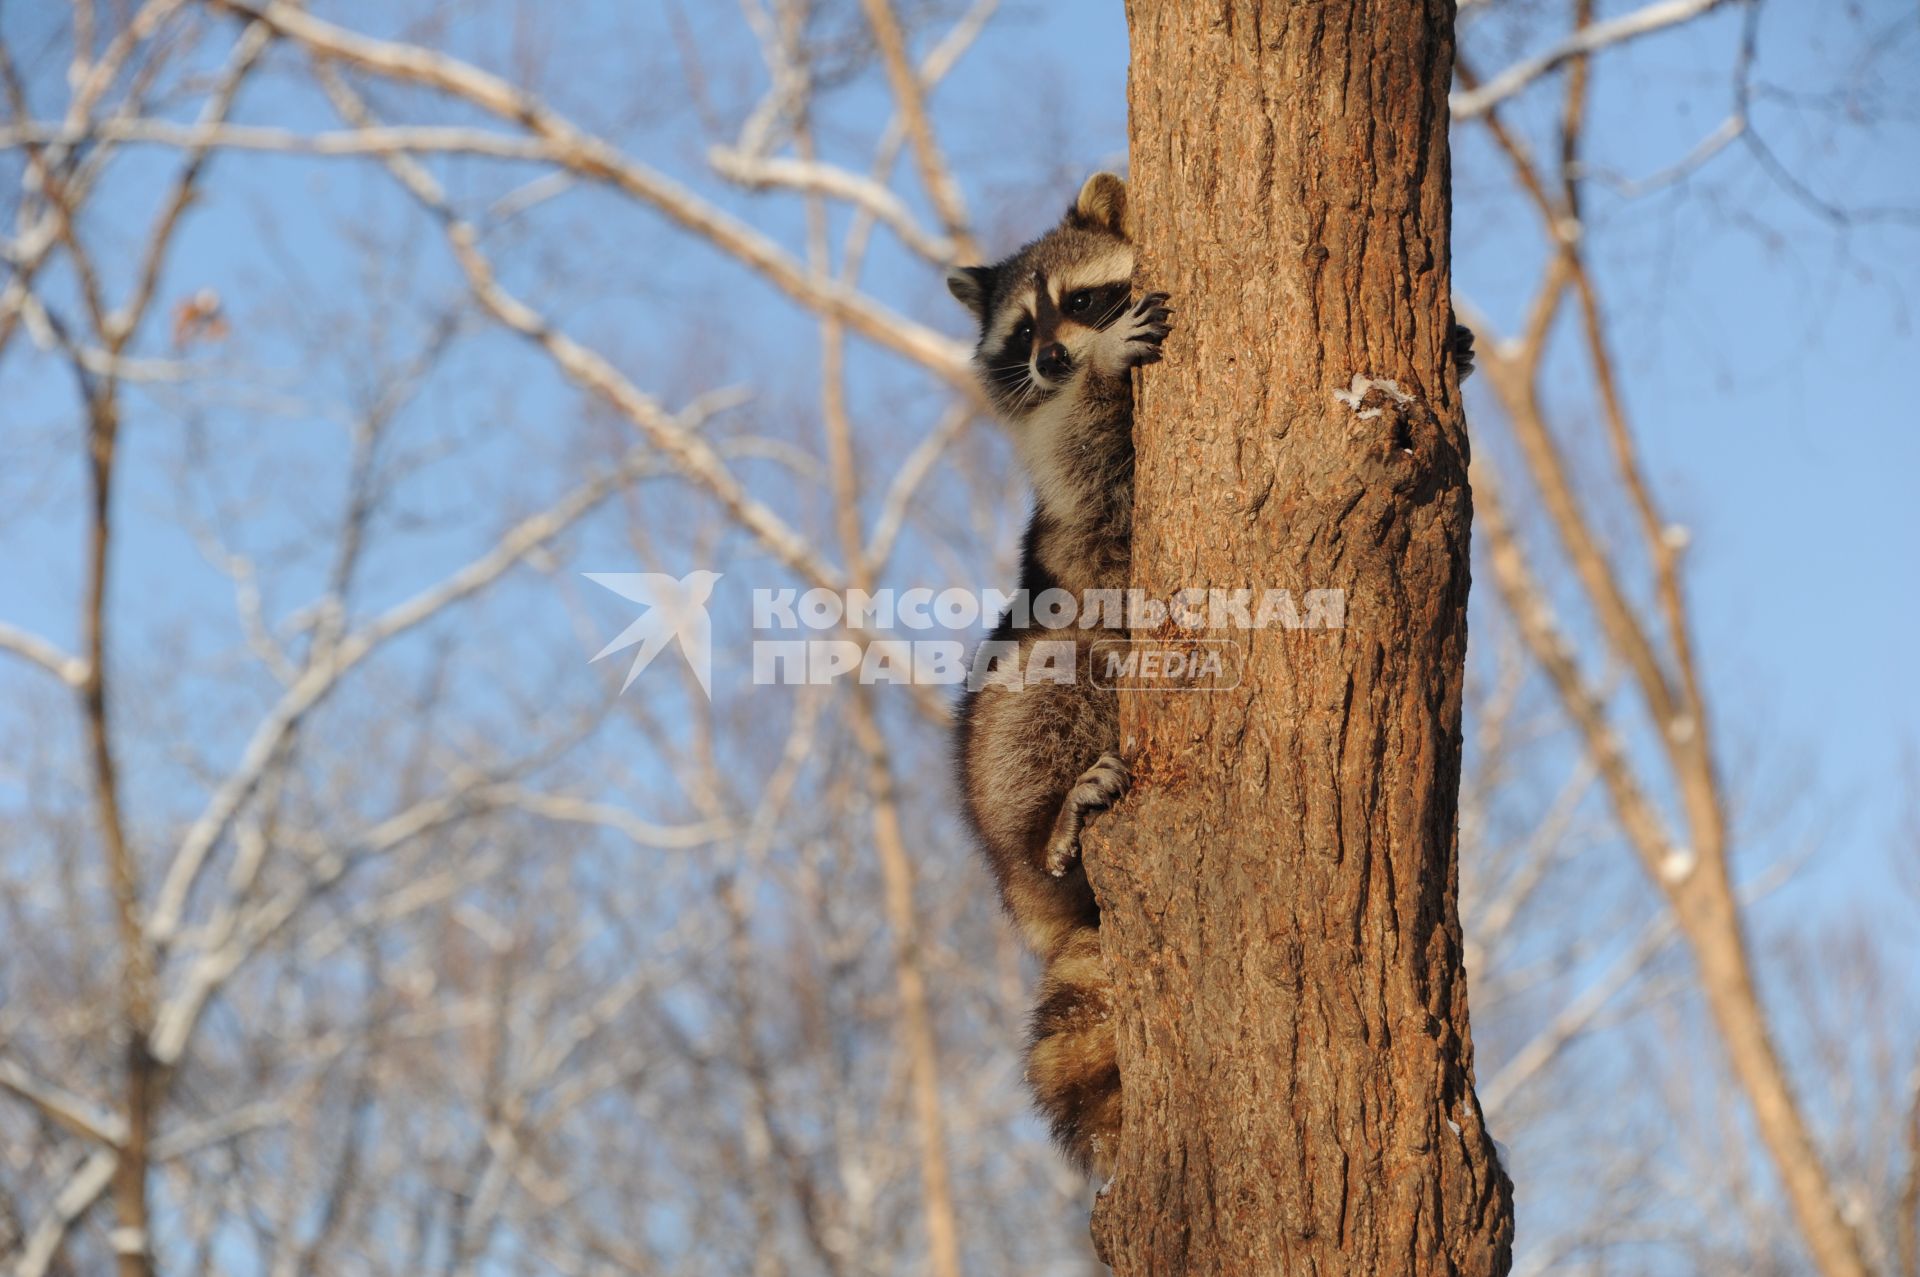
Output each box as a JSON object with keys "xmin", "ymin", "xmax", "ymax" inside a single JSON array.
[
  {"xmin": 488, "ymin": 786, "xmax": 734, "ymax": 849},
  {"xmin": 1574, "ymin": 113, "xmax": 1746, "ymax": 199},
  {"xmin": 1450, "ymin": 0, "xmax": 1737, "ymax": 120},
  {"xmin": 1480, "ymin": 911, "xmax": 1678, "ymax": 1118},
  {"xmin": 12, "ymin": 1150, "xmax": 118, "ymax": 1277},
  {"xmin": 107, "ymin": 18, "xmax": 272, "ymax": 346},
  {"xmin": 4, "ymin": 279, "xmax": 194, "ymax": 381},
  {"xmin": 708, "ymin": 147, "xmax": 957, "ymax": 264},
  {"xmin": 152, "ymin": 775, "xmax": 512, "ymax": 1066},
  {"xmin": 0, "ymin": 1057, "xmax": 124, "ymax": 1147},
  {"xmin": 146, "ymin": 439, "xmax": 682, "ymax": 947},
  {"xmin": 0, "ymin": 118, "xmax": 557, "ymax": 161},
  {"xmin": 0, "ymin": 623, "xmax": 88, "ymax": 687},
  {"xmin": 865, "ymin": 402, "xmax": 973, "ymax": 571},
  {"xmin": 309, "ymin": 63, "xmax": 845, "ymax": 592},
  {"xmin": 1901, "ymin": 1060, "xmax": 1920, "ymax": 1277},
  {"xmin": 856, "ymin": 0, "xmax": 979, "ymax": 262},
  {"xmin": 201, "ymin": 0, "xmax": 976, "ymax": 389},
  {"xmin": 1473, "ymin": 460, "xmax": 1684, "ymax": 882}
]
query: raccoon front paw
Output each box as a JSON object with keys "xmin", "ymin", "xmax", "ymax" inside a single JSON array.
[
  {"xmin": 1451, "ymin": 322, "xmax": 1476, "ymax": 382},
  {"xmin": 1044, "ymin": 752, "xmax": 1131, "ymax": 877},
  {"xmin": 1118, "ymin": 292, "xmax": 1173, "ymax": 368}
]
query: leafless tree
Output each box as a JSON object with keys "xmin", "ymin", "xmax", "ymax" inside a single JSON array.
[{"xmin": 0, "ymin": 1, "xmax": 1913, "ymax": 1274}]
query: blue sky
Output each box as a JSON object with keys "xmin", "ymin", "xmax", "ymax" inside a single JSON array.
[{"xmin": 1, "ymin": 2, "xmax": 1916, "ymax": 1266}]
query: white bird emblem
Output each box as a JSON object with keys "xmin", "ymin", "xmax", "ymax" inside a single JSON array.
[{"xmin": 584, "ymin": 570, "xmax": 722, "ymax": 697}]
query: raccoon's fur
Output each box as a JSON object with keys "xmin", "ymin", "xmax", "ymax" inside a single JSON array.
[
  {"xmin": 949, "ymin": 174, "xmax": 1477, "ymax": 1178},
  {"xmin": 949, "ymin": 173, "xmax": 1166, "ymax": 1177}
]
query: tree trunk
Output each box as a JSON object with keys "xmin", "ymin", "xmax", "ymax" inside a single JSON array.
[{"xmin": 1086, "ymin": 4, "xmax": 1514, "ymax": 1272}]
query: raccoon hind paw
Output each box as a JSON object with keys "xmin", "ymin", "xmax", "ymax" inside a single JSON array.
[{"xmin": 1044, "ymin": 752, "xmax": 1131, "ymax": 876}]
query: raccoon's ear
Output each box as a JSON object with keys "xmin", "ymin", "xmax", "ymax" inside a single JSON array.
[
  {"xmin": 946, "ymin": 265, "xmax": 995, "ymax": 317},
  {"xmin": 1067, "ymin": 172, "xmax": 1128, "ymax": 237}
]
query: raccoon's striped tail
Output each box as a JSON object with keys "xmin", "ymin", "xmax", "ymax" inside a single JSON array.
[{"xmin": 1026, "ymin": 923, "xmax": 1120, "ymax": 1178}]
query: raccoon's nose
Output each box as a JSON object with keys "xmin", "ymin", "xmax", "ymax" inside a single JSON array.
[{"xmin": 1036, "ymin": 342, "xmax": 1072, "ymax": 380}]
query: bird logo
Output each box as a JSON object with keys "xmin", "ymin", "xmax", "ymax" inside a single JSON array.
[{"xmin": 584, "ymin": 570, "xmax": 722, "ymax": 697}]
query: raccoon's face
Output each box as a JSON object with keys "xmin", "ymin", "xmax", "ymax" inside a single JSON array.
[{"xmin": 948, "ymin": 173, "xmax": 1134, "ymax": 421}]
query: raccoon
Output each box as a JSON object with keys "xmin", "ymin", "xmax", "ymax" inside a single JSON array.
[
  {"xmin": 949, "ymin": 174, "xmax": 1475, "ymax": 1178},
  {"xmin": 948, "ymin": 172, "xmax": 1165, "ymax": 1178}
]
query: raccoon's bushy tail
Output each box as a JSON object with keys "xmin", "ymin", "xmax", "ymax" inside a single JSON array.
[{"xmin": 1026, "ymin": 923, "xmax": 1120, "ymax": 1177}]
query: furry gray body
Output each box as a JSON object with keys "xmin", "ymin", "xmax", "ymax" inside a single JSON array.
[{"xmin": 949, "ymin": 174, "xmax": 1163, "ymax": 1175}]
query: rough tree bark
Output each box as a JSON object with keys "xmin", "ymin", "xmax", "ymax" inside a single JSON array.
[{"xmin": 1085, "ymin": 4, "xmax": 1514, "ymax": 1273}]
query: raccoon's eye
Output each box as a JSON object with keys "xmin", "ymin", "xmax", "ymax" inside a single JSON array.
[
  {"xmin": 1066, "ymin": 290, "xmax": 1093, "ymax": 314},
  {"xmin": 1013, "ymin": 319, "xmax": 1034, "ymax": 346}
]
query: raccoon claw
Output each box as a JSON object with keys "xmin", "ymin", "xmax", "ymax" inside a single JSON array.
[
  {"xmin": 1119, "ymin": 292, "xmax": 1173, "ymax": 368},
  {"xmin": 1451, "ymin": 322, "xmax": 1475, "ymax": 382},
  {"xmin": 1044, "ymin": 753, "xmax": 1131, "ymax": 876}
]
